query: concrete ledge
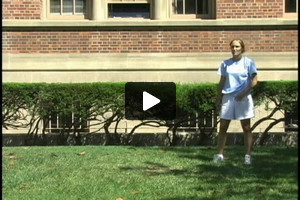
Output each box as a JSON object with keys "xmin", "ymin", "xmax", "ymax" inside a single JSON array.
[
  {"xmin": 2, "ymin": 19, "xmax": 297, "ymax": 31},
  {"xmin": 3, "ymin": 52, "xmax": 297, "ymax": 83},
  {"xmin": 3, "ymin": 19, "xmax": 298, "ymax": 27},
  {"xmin": 3, "ymin": 52, "xmax": 298, "ymax": 70},
  {"xmin": 3, "ymin": 70, "xmax": 298, "ymax": 83}
]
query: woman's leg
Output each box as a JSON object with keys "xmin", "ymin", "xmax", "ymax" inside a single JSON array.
[
  {"xmin": 241, "ymin": 118, "xmax": 253, "ymax": 155},
  {"xmin": 217, "ymin": 119, "xmax": 231, "ymax": 154}
]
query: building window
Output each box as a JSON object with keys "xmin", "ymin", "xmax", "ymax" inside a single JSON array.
[
  {"xmin": 172, "ymin": 0, "xmax": 215, "ymax": 19},
  {"xmin": 108, "ymin": 3, "xmax": 151, "ymax": 18},
  {"xmin": 284, "ymin": 0, "xmax": 298, "ymax": 18},
  {"xmin": 44, "ymin": 111, "xmax": 89, "ymax": 134},
  {"xmin": 48, "ymin": 0, "xmax": 90, "ymax": 19},
  {"xmin": 50, "ymin": 0, "xmax": 86, "ymax": 14},
  {"xmin": 284, "ymin": 101, "xmax": 298, "ymax": 132},
  {"xmin": 178, "ymin": 110, "xmax": 217, "ymax": 132},
  {"xmin": 285, "ymin": 0, "xmax": 298, "ymax": 12}
]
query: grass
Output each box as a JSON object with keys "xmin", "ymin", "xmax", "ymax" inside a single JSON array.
[{"xmin": 3, "ymin": 145, "xmax": 298, "ymax": 200}]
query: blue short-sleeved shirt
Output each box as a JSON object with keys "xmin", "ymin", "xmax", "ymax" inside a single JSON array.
[{"xmin": 217, "ymin": 56, "xmax": 258, "ymax": 95}]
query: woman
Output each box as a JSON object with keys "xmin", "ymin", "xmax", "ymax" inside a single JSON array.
[{"xmin": 213, "ymin": 39, "xmax": 258, "ymax": 165}]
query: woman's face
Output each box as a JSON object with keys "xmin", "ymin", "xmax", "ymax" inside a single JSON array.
[{"xmin": 230, "ymin": 40, "xmax": 243, "ymax": 58}]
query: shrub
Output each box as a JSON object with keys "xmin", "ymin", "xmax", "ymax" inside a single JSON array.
[{"xmin": 2, "ymin": 81, "xmax": 298, "ymax": 145}]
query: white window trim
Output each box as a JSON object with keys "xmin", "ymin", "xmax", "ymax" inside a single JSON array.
[
  {"xmin": 170, "ymin": 0, "xmax": 215, "ymax": 19},
  {"xmin": 108, "ymin": 0, "xmax": 151, "ymax": 3},
  {"xmin": 107, "ymin": 0, "xmax": 153, "ymax": 20},
  {"xmin": 177, "ymin": 110, "xmax": 217, "ymax": 130},
  {"xmin": 46, "ymin": 0, "xmax": 91, "ymax": 20},
  {"xmin": 45, "ymin": 112, "xmax": 89, "ymax": 133}
]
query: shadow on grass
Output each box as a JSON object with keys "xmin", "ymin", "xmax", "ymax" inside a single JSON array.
[
  {"xmin": 119, "ymin": 161, "xmax": 186, "ymax": 176},
  {"xmin": 120, "ymin": 146, "xmax": 298, "ymax": 200},
  {"xmin": 158, "ymin": 197, "xmax": 206, "ymax": 200},
  {"xmin": 172, "ymin": 146, "xmax": 298, "ymax": 199},
  {"xmin": 167, "ymin": 146, "xmax": 297, "ymax": 178}
]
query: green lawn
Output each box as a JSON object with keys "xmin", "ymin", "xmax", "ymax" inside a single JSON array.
[{"xmin": 3, "ymin": 146, "xmax": 298, "ymax": 200}]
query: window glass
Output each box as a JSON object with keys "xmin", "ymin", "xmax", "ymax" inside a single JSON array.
[
  {"xmin": 63, "ymin": 0, "xmax": 73, "ymax": 13},
  {"xmin": 47, "ymin": 112, "xmax": 88, "ymax": 133},
  {"xmin": 174, "ymin": 0, "xmax": 184, "ymax": 14},
  {"xmin": 50, "ymin": 0, "xmax": 61, "ymax": 13},
  {"xmin": 173, "ymin": 0, "xmax": 211, "ymax": 16},
  {"xmin": 197, "ymin": 0, "xmax": 208, "ymax": 14},
  {"xmin": 75, "ymin": 0, "xmax": 86, "ymax": 14},
  {"xmin": 50, "ymin": 113, "xmax": 58, "ymax": 129},
  {"xmin": 285, "ymin": 102, "xmax": 298, "ymax": 132},
  {"xmin": 108, "ymin": 4, "xmax": 150, "ymax": 18},
  {"xmin": 185, "ymin": 0, "xmax": 196, "ymax": 14},
  {"xmin": 50, "ymin": 0, "xmax": 86, "ymax": 15},
  {"xmin": 177, "ymin": 109, "xmax": 216, "ymax": 130},
  {"xmin": 285, "ymin": 0, "xmax": 297, "ymax": 12}
]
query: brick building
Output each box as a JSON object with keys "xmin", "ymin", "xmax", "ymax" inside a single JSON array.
[{"xmin": 2, "ymin": 0, "xmax": 298, "ymax": 135}]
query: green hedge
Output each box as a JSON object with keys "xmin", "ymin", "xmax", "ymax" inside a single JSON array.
[{"xmin": 2, "ymin": 81, "xmax": 298, "ymax": 145}]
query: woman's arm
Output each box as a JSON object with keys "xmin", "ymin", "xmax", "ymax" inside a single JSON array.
[
  {"xmin": 235, "ymin": 73, "xmax": 258, "ymax": 101},
  {"xmin": 217, "ymin": 75, "xmax": 226, "ymax": 109}
]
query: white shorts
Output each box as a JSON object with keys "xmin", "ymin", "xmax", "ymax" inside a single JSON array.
[{"xmin": 220, "ymin": 93, "xmax": 255, "ymax": 120}]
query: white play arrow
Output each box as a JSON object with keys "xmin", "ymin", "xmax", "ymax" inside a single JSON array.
[{"xmin": 143, "ymin": 91, "xmax": 160, "ymax": 111}]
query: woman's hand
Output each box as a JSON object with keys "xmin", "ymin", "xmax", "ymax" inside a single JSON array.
[
  {"xmin": 235, "ymin": 93, "xmax": 244, "ymax": 101},
  {"xmin": 235, "ymin": 74, "xmax": 257, "ymax": 101},
  {"xmin": 216, "ymin": 94, "xmax": 222, "ymax": 111}
]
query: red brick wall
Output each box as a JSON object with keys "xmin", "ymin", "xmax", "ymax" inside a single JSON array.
[
  {"xmin": 2, "ymin": 30, "xmax": 298, "ymax": 54},
  {"xmin": 2, "ymin": 0, "xmax": 42, "ymax": 20},
  {"xmin": 2, "ymin": 0, "xmax": 285, "ymax": 20},
  {"xmin": 217, "ymin": 0, "xmax": 284, "ymax": 19}
]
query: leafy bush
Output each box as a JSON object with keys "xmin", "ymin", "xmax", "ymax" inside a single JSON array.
[{"xmin": 2, "ymin": 81, "xmax": 298, "ymax": 145}]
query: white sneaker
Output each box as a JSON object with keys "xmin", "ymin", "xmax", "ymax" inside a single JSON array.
[
  {"xmin": 213, "ymin": 154, "xmax": 224, "ymax": 163},
  {"xmin": 244, "ymin": 154, "xmax": 251, "ymax": 165}
]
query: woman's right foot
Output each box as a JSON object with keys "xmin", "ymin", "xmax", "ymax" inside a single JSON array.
[{"xmin": 213, "ymin": 154, "xmax": 224, "ymax": 163}]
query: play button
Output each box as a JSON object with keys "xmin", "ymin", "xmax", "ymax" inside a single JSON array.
[
  {"xmin": 143, "ymin": 91, "xmax": 160, "ymax": 111},
  {"xmin": 125, "ymin": 82, "xmax": 176, "ymax": 120}
]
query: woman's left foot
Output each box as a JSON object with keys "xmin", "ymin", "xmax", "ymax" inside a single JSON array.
[{"xmin": 244, "ymin": 154, "xmax": 251, "ymax": 165}]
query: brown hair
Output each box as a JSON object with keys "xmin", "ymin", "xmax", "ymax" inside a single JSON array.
[{"xmin": 230, "ymin": 39, "xmax": 245, "ymax": 53}]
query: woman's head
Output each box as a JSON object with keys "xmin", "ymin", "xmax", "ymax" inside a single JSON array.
[{"xmin": 230, "ymin": 39, "xmax": 245, "ymax": 60}]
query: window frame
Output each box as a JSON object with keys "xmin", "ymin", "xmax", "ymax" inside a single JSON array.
[
  {"xmin": 283, "ymin": 0, "xmax": 298, "ymax": 18},
  {"xmin": 170, "ymin": 0, "xmax": 216, "ymax": 19},
  {"xmin": 107, "ymin": 0, "xmax": 153, "ymax": 20},
  {"xmin": 47, "ymin": 0, "xmax": 91, "ymax": 20},
  {"xmin": 177, "ymin": 110, "xmax": 217, "ymax": 132},
  {"xmin": 44, "ymin": 109, "xmax": 89, "ymax": 134},
  {"xmin": 284, "ymin": 101, "xmax": 298, "ymax": 132}
]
